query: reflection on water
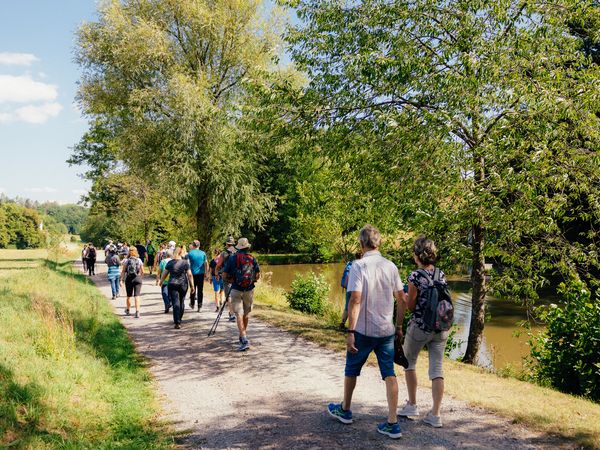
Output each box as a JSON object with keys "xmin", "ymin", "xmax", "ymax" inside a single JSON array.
[{"xmin": 261, "ymin": 263, "xmax": 543, "ymax": 369}]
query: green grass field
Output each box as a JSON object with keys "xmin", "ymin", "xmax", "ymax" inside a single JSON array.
[{"xmin": 0, "ymin": 249, "xmax": 175, "ymax": 449}]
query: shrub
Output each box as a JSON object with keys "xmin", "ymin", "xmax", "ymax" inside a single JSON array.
[
  {"xmin": 527, "ymin": 281, "xmax": 600, "ymax": 402},
  {"xmin": 286, "ymin": 272, "xmax": 330, "ymax": 315}
]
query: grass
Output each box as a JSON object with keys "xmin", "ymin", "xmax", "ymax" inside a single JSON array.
[
  {"xmin": 0, "ymin": 249, "xmax": 175, "ymax": 449},
  {"xmin": 253, "ymin": 282, "xmax": 600, "ymax": 449}
]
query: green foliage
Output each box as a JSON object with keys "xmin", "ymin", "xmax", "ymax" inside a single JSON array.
[
  {"xmin": 527, "ymin": 282, "xmax": 600, "ymax": 402},
  {"xmin": 36, "ymin": 202, "xmax": 88, "ymax": 235},
  {"xmin": 286, "ymin": 272, "xmax": 330, "ymax": 315},
  {"xmin": 0, "ymin": 202, "xmax": 45, "ymax": 249}
]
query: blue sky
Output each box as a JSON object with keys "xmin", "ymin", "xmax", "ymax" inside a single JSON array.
[{"xmin": 0, "ymin": 1, "xmax": 99, "ymax": 204}]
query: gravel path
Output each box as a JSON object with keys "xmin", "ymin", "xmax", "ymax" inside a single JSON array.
[{"xmin": 86, "ymin": 263, "xmax": 571, "ymax": 449}]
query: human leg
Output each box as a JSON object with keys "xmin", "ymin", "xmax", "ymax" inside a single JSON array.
[
  {"xmin": 194, "ymin": 274, "xmax": 204, "ymax": 309},
  {"xmin": 161, "ymin": 284, "xmax": 170, "ymax": 312},
  {"xmin": 373, "ymin": 335, "xmax": 398, "ymax": 423},
  {"xmin": 125, "ymin": 278, "xmax": 134, "ymax": 314},
  {"xmin": 426, "ymin": 330, "xmax": 448, "ymax": 419},
  {"xmin": 169, "ymin": 285, "xmax": 182, "ymax": 325},
  {"xmin": 133, "ymin": 277, "xmax": 142, "ymax": 317},
  {"xmin": 401, "ymin": 324, "xmax": 430, "ymax": 413},
  {"xmin": 431, "ymin": 378, "xmax": 444, "ymax": 416}
]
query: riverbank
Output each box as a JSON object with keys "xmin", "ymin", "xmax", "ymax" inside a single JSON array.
[
  {"xmin": 252, "ymin": 283, "xmax": 600, "ymax": 449},
  {"xmin": 0, "ymin": 250, "xmax": 174, "ymax": 448}
]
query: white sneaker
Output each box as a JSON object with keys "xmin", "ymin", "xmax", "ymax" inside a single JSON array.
[
  {"xmin": 423, "ymin": 410, "xmax": 443, "ymax": 428},
  {"xmin": 398, "ymin": 401, "xmax": 419, "ymax": 419}
]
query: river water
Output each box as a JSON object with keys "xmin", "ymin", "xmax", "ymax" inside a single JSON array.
[{"xmin": 261, "ymin": 263, "xmax": 543, "ymax": 369}]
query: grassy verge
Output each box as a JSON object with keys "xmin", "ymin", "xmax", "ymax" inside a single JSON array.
[
  {"xmin": 0, "ymin": 249, "xmax": 174, "ymax": 449},
  {"xmin": 253, "ymin": 283, "xmax": 600, "ymax": 449}
]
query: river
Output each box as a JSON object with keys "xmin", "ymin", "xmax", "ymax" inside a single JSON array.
[{"xmin": 261, "ymin": 263, "xmax": 544, "ymax": 369}]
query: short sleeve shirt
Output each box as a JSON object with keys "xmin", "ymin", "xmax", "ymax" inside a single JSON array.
[
  {"xmin": 122, "ymin": 257, "xmax": 143, "ymax": 277},
  {"xmin": 165, "ymin": 259, "xmax": 190, "ymax": 287},
  {"xmin": 408, "ymin": 268, "xmax": 448, "ymax": 331},
  {"xmin": 159, "ymin": 257, "xmax": 171, "ymax": 285},
  {"xmin": 347, "ymin": 250, "xmax": 403, "ymax": 338},
  {"xmin": 187, "ymin": 249, "xmax": 207, "ymax": 275}
]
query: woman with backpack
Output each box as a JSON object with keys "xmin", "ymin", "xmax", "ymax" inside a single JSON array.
[
  {"xmin": 85, "ymin": 243, "xmax": 97, "ymax": 276},
  {"xmin": 398, "ymin": 236, "xmax": 452, "ymax": 428},
  {"xmin": 106, "ymin": 245, "xmax": 121, "ymax": 299},
  {"xmin": 209, "ymin": 248, "xmax": 224, "ymax": 311},
  {"xmin": 120, "ymin": 246, "xmax": 144, "ymax": 318},
  {"xmin": 160, "ymin": 246, "xmax": 194, "ymax": 329}
]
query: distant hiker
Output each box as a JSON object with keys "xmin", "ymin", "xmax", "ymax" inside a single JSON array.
[
  {"xmin": 156, "ymin": 248, "xmax": 173, "ymax": 313},
  {"xmin": 209, "ymin": 248, "xmax": 224, "ymax": 311},
  {"xmin": 398, "ymin": 236, "xmax": 452, "ymax": 428},
  {"xmin": 146, "ymin": 240, "xmax": 157, "ymax": 275},
  {"xmin": 81, "ymin": 244, "xmax": 88, "ymax": 272},
  {"xmin": 135, "ymin": 241, "xmax": 147, "ymax": 268},
  {"xmin": 106, "ymin": 245, "xmax": 121, "ymax": 299},
  {"xmin": 118, "ymin": 242, "xmax": 129, "ymax": 260},
  {"xmin": 216, "ymin": 236, "xmax": 237, "ymax": 322},
  {"xmin": 222, "ymin": 237, "xmax": 260, "ymax": 351},
  {"xmin": 188, "ymin": 240, "xmax": 208, "ymax": 312},
  {"xmin": 104, "ymin": 239, "xmax": 113, "ymax": 257},
  {"xmin": 120, "ymin": 246, "xmax": 144, "ymax": 318},
  {"xmin": 160, "ymin": 246, "xmax": 194, "ymax": 329},
  {"xmin": 339, "ymin": 251, "xmax": 362, "ymax": 330},
  {"xmin": 327, "ymin": 225, "xmax": 406, "ymax": 439},
  {"xmin": 85, "ymin": 243, "xmax": 97, "ymax": 276}
]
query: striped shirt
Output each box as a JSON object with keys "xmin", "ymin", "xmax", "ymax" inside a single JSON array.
[{"xmin": 347, "ymin": 250, "xmax": 403, "ymax": 337}]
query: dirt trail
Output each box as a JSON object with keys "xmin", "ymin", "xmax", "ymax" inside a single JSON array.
[{"xmin": 88, "ymin": 263, "xmax": 569, "ymax": 449}]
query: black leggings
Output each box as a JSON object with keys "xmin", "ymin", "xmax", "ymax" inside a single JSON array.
[
  {"xmin": 190, "ymin": 273, "xmax": 204, "ymax": 308},
  {"xmin": 168, "ymin": 284, "xmax": 188, "ymax": 325},
  {"xmin": 86, "ymin": 259, "xmax": 96, "ymax": 275}
]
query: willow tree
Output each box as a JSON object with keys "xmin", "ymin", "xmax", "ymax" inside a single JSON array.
[
  {"xmin": 75, "ymin": 0, "xmax": 282, "ymax": 248},
  {"xmin": 287, "ymin": 0, "xmax": 600, "ymax": 363}
]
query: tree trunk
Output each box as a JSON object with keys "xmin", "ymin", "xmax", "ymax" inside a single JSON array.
[
  {"xmin": 463, "ymin": 223, "xmax": 487, "ymax": 364},
  {"xmin": 196, "ymin": 191, "xmax": 212, "ymax": 251}
]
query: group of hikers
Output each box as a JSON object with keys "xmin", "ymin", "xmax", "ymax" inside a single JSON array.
[
  {"xmin": 83, "ymin": 224, "xmax": 452, "ymax": 439},
  {"xmin": 84, "ymin": 236, "xmax": 260, "ymax": 351}
]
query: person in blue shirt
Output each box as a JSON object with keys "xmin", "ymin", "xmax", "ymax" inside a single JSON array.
[
  {"xmin": 222, "ymin": 237, "xmax": 260, "ymax": 351},
  {"xmin": 187, "ymin": 240, "xmax": 208, "ymax": 311}
]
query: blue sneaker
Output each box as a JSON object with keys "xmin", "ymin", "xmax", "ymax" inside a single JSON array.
[
  {"xmin": 239, "ymin": 337, "xmax": 249, "ymax": 351},
  {"xmin": 377, "ymin": 421, "xmax": 402, "ymax": 439},
  {"xmin": 327, "ymin": 403, "xmax": 353, "ymax": 424}
]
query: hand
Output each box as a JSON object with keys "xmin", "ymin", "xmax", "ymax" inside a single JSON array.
[
  {"xmin": 346, "ymin": 333, "xmax": 358, "ymax": 353},
  {"xmin": 396, "ymin": 327, "xmax": 404, "ymax": 339}
]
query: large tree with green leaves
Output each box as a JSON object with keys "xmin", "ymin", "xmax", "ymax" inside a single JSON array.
[
  {"xmin": 75, "ymin": 0, "xmax": 284, "ymax": 249},
  {"xmin": 286, "ymin": 0, "xmax": 600, "ymax": 363}
]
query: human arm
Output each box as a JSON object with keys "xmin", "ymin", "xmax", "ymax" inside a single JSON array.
[
  {"xmin": 346, "ymin": 291, "xmax": 361, "ymax": 353},
  {"xmin": 204, "ymin": 260, "xmax": 209, "ymax": 280},
  {"xmin": 159, "ymin": 264, "xmax": 169, "ymax": 285},
  {"xmin": 406, "ymin": 283, "xmax": 418, "ymax": 311},
  {"xmin": 395, "ymin": 290, "xmax": 408, "ymax": 337},
  {"xmin": 186, "ymin": 269, "xmax": 195, "ymax": 292}
]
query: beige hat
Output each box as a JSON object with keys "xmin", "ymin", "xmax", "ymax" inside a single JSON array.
[{"xmin": 235, "ymin": 237, "xmax": 251, "ymax": 250}]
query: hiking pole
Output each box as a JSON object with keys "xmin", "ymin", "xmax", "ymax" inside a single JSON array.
[{"xmin": 207, "ymin": 284, "xmax": 233, "ymax": 337}]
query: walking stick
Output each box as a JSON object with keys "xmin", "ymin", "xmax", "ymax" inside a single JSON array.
[{"xmin": 208, "ymin": 283, "xmax": 233, "ymax": 337}]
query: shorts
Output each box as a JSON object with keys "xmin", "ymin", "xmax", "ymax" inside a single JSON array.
[
  {"xmin": 147, "ymin": 255, "xmax": 155, "ymax": 267},
  {"xmin": 125, "ymin": 275, "xmax": 142, "ymax": 297},
  {"xmin": 402, "ymin": 322, "xmax": 449, "ymax": 380},
  {"xmin": 212, "ymin": 276, "xmax": 223, "ymax": 292},
  {"xmin": 230, "ymin": 288, "xmax": 254, "ymax": 316},
  {"xmin": 345, "ymin": 332, "xmax": 395, "ymax": 380}
]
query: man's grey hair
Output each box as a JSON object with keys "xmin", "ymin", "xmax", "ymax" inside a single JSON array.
[
  {"xmin": 166, "ymin": 249, "xmax": 174, "ymax": 258},
  {"xmin": 359, "ymin": 224, "xmax": 381, "ymax": 249}
]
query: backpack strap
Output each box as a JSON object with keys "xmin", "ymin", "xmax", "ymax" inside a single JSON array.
[
  {"xmin": 432, "ymin": 267, "xmax": 441, "ymax": 283},
  {"xmin": 417, "ymin": 268, "xmax": 434, "ymax": 286}
]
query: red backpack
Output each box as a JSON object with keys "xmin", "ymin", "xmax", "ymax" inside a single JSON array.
[{"xmin": 235, "ymin": 253, "xmax": 256, "ymax": 289}]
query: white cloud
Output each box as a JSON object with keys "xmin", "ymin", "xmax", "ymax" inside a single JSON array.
[
  {"xmin": 0, "ymin": 74, "xmax": 58, "ymax": 103},
  {"xmin": 0, "ymin": 52, "xmax": 38, "ymax": 66},
  {"xmin": 72, "ymin": 189, "xmax": 88, "ymax": 195},
  {"xmin": 0, "ymin": 102, "xmax": 62, "ymax": 124},
  {"xmin": 25, "ymin": 187, "xmax": 58, "ymax": 193}
]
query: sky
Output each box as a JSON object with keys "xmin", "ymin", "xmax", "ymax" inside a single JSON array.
[{"xmin": 0, "ymin": 1, "xmax": 101, "ymax": 204}]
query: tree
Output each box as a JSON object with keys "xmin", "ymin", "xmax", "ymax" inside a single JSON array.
[
  {"xmin": 0, "ymin": 203, "xmax": 45, "ymax": 249},
  {"xmin": 74, "ymin": 0, "xmax": 284, "ymax": 249},
  {"xmin": 286, "ymin": 0, "xmax": 600, "ymax": 363}
]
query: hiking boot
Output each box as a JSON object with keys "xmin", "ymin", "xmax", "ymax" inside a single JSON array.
[
  {"xmin": 377, "ymin": 421, "xmax": 402, "ymax": 439},
  {"xmin": 239, "ymin": 337, "xmax": 249, "ymax": 351},
  {"xmin": 423, "ymin": 411, "xmax": 443, "ymax": 428},
  {"xmin": 174, "ymin": 323, "xmax": 181, "ymax": 329},
  {"xmin": 327, "ymin": 403, "xmax": 353, "ymax": 424},
  {"xmin": 164, "ymin": 307, "xmax": 170, "ymax": 314},
  {"xmin": 134, "ymin": 311, "xmax": 140, "ymax": 319},
  {"xmin": 398, "ymin": 401, "xmax": 419, "ymax": 419},
  {"xmin": 125, "ymin": 309, "xmax": 130, "ymax": 316}
]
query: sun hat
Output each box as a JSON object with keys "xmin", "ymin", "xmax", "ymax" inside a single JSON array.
[
  {"xmin": 225, "ymin": 236, "xmax": 236, "ymax": 246},
  {"xmin": 235, "ymin": 237, "xmax": 251, "ymax": 250}
]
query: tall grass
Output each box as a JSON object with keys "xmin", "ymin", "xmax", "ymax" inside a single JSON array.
[{"xmin": 0, "ymin": 254, "xmax": 173, "ymax": 449}]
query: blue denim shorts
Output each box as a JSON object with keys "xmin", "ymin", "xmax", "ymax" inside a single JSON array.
[{"xmin": 345, "ymin": 332, "xmax": 396, "ymax": 379}]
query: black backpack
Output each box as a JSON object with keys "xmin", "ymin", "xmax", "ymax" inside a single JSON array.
[
  {"xmin": 126, "ymin": 258, "xmax": 139, "ymax": 277},
  {"xmin": 417, "ymin": 268, "xmax": 454, "ymax": 332},
  {"xmin": 87, "ymin": 247, "xmax": 96, "ymax": 259}
]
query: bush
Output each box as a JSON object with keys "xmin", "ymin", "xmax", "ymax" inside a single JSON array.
[
  {"xmin": 527, "ymin": 281, "xmax": 600, "ymax": 401},
  {"xmin": 286, "ymin": 272, "xmax": 330, "ymax": 315}
]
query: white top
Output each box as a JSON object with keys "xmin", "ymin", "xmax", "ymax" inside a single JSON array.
[{"xmin": 347, "ymin": 250, "xmax": 403, "ymax": 337}]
